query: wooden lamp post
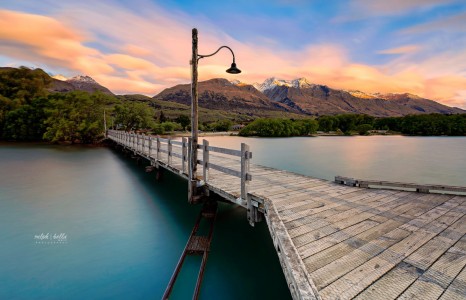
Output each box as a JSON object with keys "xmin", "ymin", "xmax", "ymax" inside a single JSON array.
[{"xmin": 189, "ymin": 28, "xmax": 241, "ymax": 203}]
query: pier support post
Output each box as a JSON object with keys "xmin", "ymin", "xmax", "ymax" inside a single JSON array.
[{"xmin": 182, "ymin": 137, "xmax": 187, "ymax": 174}]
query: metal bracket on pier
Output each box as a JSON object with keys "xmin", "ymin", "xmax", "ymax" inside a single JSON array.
[{"xmin": 247, "ymin": 193, "xmax": 264, "ymax": 227}]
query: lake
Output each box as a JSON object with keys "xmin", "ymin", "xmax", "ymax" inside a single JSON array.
[
  {"xmin": 1, "ymin": 136, "xmax": 465, "ymax": 299},
  {"xmin": 203, "ymin": 135, "xmax": 466, "ymax": 186}
]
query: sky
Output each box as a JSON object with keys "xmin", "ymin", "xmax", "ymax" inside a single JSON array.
[{"xmin": 1, "ymin": 0, "xmax": 466, "ymax": 108}]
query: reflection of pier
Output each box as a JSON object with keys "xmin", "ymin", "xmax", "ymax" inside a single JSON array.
[{"xmin": 108, "ymin": 130, "xmax": 466, "ymax": 300}]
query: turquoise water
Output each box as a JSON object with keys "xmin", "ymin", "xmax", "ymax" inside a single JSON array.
[
  {"xmin": 203, "ymin": 136, "xmax": 466, "ymax": 186},
  {"xmin": 0, "ymin": 143, "xmax": 289, "ymax": 299},
  {"xmin": 1, "ymin": 136, "xmax": 465, "ymax": 299}
]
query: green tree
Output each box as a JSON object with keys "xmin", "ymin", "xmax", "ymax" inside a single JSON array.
[
  {"xmin": 0, "ymin": 66, "xmax": 51, "ymax": 105},
  {"xmin": 317, "ymin": 115, "xmax": 338, "ymax": 132},
  {"xmin": 175, "ymin": 115, "xmax": 190, "ymax": 129},
  {"xmin": 159, "ymin": 110, "xmax": 167, "ymax": 123},
  {"xmin": 336, "ymin": 114, "xmax": 357, "ymax": 133},
  {"xmin": 356, "ymin": 124, "xmax": 373, "ymax": 135},
  {"xmin": 2, "ymin": 96, "xmax": 50, "ymax": 140},
  {"xmin": 43, "ymin": 92, "xmax": 114, "ymax": 143},
  {"xmin": 114, "ymin": 101, "xmax": 155, "ymax": 131},
  {"xmin": 161, "ymin": 121, "xmax": 182, "ymax": 132},
  {"xmin": 213, "ymin": 119, "xmax": 233, "ymax": 131},
  {"xmin": 294, "ymin": 119, "xmax": 318, "ymax": 135}
]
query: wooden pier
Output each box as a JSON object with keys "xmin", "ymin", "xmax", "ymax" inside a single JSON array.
[{"xmin": 108, "ymin": 130, "xmax": 466, "ymax": 300}]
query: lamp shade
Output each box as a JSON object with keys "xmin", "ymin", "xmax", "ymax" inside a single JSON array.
[{"xmin": 226, "ymin": 63, "xmax": 241, "ymax": 74}]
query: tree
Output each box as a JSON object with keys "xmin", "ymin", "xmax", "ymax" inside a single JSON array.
[
  {"xmin": 161, "ymin": 122, "xmax": 182, "ymax": 132},
  {"xmin": 159, "ymin": 110, "xmax": 167, "ymax": 123},
  {"xmin": 0, "ymin": 66, "xmax": 51, "ymax": 105},
  {"xmin": 294, "ymin": 119, "xmax": 318, "ymax": 135},
  {"xmin": 114, "ymin": 101, "xmax": 155, "ymax": 131},
  {"xmin": 318, "ymin": 115, "xmax": 338, "ymax": 132},
  {"xmin": 2, "ymin": 97, "xmax": 50, "ymax": 140},
  {"xmin": 356, "ymin": 124, "xmax": 373, "ymax": 135},
  {"xmin": 213, "ymin": 119, "xmax": 233, "ymax": 131},
  {"xmin": 336, "ymin": 114, "xmax": 357, "ymax": 133},
  {"xmin": 43, "ymin": 92, "xmax": 114, "ymax": 143},
  {"xmin": 239, "ymin": 118, "xmax": 318, "ymax": 137},
  {"xmin": 175, "ymin": 115, "xmax": 190, "ymax": 129}
]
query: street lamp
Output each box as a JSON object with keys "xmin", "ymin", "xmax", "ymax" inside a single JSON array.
[{"xmin": 189, "ymin": 28, "xmax": 241, "ymax": 203}]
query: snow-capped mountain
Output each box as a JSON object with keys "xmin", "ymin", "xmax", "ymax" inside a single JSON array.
[
  {"xmin": 67, "ymin": 75, "xmax": 99, "ymax": 85},
  {"xmin": 248, "ymin": 77, "xmax": 464, "ymax": 116},
  {"xmin": 52, "ymin": 74, "xmax": 68, "ymax": 81},
  {"xmin": 253, "ymin": 77, "xmax": 314, "ymax": 92},
  {"xmin": 50, "ymin": 74, "xmax": 113, "ymax": 95}
]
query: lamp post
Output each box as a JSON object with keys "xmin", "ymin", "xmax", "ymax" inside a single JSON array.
[{"xmin": 189, "ymin": 28, "xmax": 241, "ymax": 203}]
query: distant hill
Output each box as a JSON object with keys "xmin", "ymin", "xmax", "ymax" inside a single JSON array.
[
  {"xmin": 2, "ymin": 66, "xmax": 464, "ymax": 117},
  {"xmin": 154, "ymin": 78, "xmax": 304, "ymax": 116},
  {"xmin": 50, "ymin": 75, "xmax": 113, "ymax": 95},
  {"xmin": 254, "ymin": 77, "xmax": 465, "ymax": 117},
  {"xmin": 155, "ymin": 77, "xmax": 464, "ymax": 117}
]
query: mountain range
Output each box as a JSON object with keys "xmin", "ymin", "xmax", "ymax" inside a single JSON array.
[
  {"xmin": 5, "ymin": 66, "xmax": 463, "ymax": 117},
  {"xmin": 155, "ymin": 77, "xmax": 464, "ymax": 117}
]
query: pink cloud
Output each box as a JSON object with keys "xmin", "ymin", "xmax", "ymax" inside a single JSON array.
[{"xmin": 0, "ymin": 2, "xmax": 465, "ymax": 109}]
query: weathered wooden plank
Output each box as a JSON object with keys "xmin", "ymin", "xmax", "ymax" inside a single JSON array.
[
  {"xmin": 438, "ymin": 263, "xmax": 466, "ymax": 300},
  {"xmin": 318, "ymin": 196, "xmax": 462, "ymax": 300},
  {"xmin": 207, "ymin": 145, "xmax": 242, "ymax": 157},
  {"xmin": 303, "ymin": 219, "xmax": 405, "ymax": 274},
  {"xmin": 353, "ymin": 261, "xmax": 421, "ymax": 300},
  {"xmin": 403, "ymin": 213, "xmax": 466, "ymax": 271},
  {"xmin": 289, "ymin": 191, "xmax": 401, "ymax": 241},
  {"xmin": 282, "ymin": 189, "xmax": 382, "ymax": 226},
  {"xmin": 207, "ymin": 163, "xmax": 242, "ymax": 178},
  {"xmin": 397, "ymin": 237, "xmax": 466, "ymax": 300}
]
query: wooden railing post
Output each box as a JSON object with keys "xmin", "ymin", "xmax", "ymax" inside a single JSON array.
[
  {"xmin": 203, "ymin": 140, "xmax": 209, "ymax": 183},
  {"xmin": 242, "ymin": 143, "xmax": 254, "ymax": 226},
  {"xmin": 156, "ymin": 137, "xmax": 161, "ymax": 160},
  {"xmin": 142, "ymin": 134, "xmax": 146, "ymax": 154},
  {"xmin": 182, "ymin": 137, "xmax": 187, "ymax": 174},
  {"xmin": 168, "ymin": 139, "xmax": 172, "ymax": 166},
  {"xmin": 149, "ymin": 137, "xmax": 152, "ymax": 157}
]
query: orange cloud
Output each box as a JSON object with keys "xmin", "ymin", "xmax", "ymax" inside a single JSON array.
[{"xmin": 0, "ymin": 4, "xmax": 465, "ymax": 109}]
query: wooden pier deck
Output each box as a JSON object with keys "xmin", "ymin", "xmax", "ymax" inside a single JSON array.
[{"xmin": 108, "ymin": 130, "xmax": 466, "ymax": 300}]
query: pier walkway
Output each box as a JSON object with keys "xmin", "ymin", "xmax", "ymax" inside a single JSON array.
[{"xmin": 108, "ymin": 130, "xmax": 466, "ymax": 300}]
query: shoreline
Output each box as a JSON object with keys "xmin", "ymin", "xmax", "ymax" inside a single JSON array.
[{"xmin": 1, "ymin": 132, "xmax": 464, "ymax": 147}]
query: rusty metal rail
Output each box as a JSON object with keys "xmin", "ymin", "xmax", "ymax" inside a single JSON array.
[{"xmin": 162, "ymin": 201, "xmax": 217, "ymax": 300}]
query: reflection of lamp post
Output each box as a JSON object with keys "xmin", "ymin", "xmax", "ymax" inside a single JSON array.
[{"xmin": 189, "ymin": 28, "xmax": 241, "ymax": 203}]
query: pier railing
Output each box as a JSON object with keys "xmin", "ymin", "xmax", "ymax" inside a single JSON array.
[
  {"xmin": 108, "ymin": 130, "xmax": 252, "ymax": 204},
  {"xmin": 335, "ymin": 175, "xmax": 466, "ymax": 194}
]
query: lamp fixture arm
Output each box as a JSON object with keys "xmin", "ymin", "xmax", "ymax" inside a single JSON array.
[{"xmin": 198, "ymin": 46, "xmax": 236, "ymax": 63}]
